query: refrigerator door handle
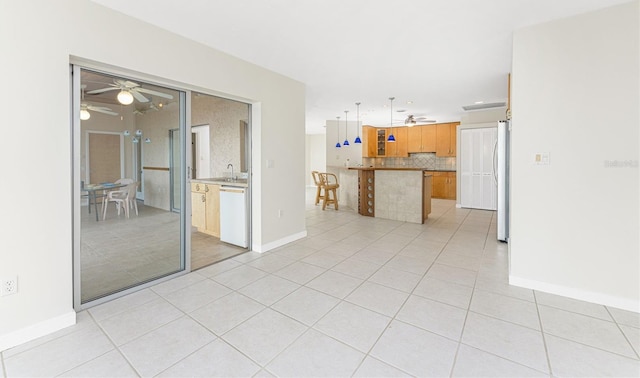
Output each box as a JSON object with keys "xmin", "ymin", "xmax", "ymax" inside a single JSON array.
[{"xmin": 492, "ymin": 139, "xmax": 498, "ymax": 185}]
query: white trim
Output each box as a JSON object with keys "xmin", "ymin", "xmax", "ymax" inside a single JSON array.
[
  {"xmin": 0, "ymin": 311, "xmax": 76, "ymax": 352},
  {"xmin": 509, "ymin": 275, "xmax": 640, "ymax": 313},
  {"xmin": 252, "ymin": 230, "xmax": 307, "ymax": 253}
]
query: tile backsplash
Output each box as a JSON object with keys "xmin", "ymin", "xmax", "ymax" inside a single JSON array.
[{"xmin": 362, "ymin": 153, "xmax": 456, "ymax": 170}]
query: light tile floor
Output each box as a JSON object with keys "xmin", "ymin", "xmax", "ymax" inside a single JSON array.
[{"xmin": 3, "ymin": 191, "xmax": 639, "ymax": 377}]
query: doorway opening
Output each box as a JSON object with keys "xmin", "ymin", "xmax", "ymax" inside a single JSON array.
[{"xmin": 189, "ymin": 92, "xmax": 251, "ymax": 270}]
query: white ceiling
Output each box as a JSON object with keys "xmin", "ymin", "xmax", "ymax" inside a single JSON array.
[{"xmin": 91, "ymin": 0, "xmax": 630, "ymax": 134}]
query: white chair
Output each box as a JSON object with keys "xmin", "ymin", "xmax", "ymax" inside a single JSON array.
[
  {"xmin": 126, "ymin": 181, "xmax": 140, "ymax": 216},
  {"xmin": 102, "ymin": 179, "xmax": 136, "ymax": 220}
]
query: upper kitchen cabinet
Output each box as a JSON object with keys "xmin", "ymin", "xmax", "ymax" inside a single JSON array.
[
  {"xmin": 362, "ymin": 126, "xmax": 377, "ymax": 158},
  {"xmin": 436, "ymin": 122, "xmax": 459, "ymax": 157},
  {"xmin": 386, "ymin": 127, "xmax": 408, "ymax": 157},
  {"xmin": 361, "ymin": 126, "xmax": 408, "ymax": 157},
  {"xmin": 408, "ymin": 125, "xmax": 437, "ymax": 153}
]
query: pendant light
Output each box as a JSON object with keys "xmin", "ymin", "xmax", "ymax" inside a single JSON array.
[
  {"xmin": 387, "ymin": 97, "xmax": 396, "ymax": 142},
  {"xmin": 343, "ymin": 110, "xmax": 350, "ymax": 146},
  {"xmin": 354, "ymin": 102, "xmax": 362, "ymax": 144},
  {"xmin": 335, "ymin": 116, "xmax": 341, "ymax": 148}
]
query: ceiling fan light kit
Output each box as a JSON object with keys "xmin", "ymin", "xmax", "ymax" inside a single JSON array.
[
  {"xmin": 117, "ymin": 90, "xmax": 134, "ymax": 105},
  {"xmin": 80, "ymin": 109, "xmax": 91, "ymax": 120}
]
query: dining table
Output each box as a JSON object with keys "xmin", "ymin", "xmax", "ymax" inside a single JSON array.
[{"xmin": 82, "ymin": 182, "xmax": 127, "ymax": 221}]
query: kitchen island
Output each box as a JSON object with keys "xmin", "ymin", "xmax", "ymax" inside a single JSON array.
[{"xmin": 338, "ymin": 167, "xmax": 433, "ymax": 224}]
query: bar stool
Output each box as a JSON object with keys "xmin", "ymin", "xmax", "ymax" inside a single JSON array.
[
  {"xmin": 319, "ymin": 172, "xmax": 339, "ymax": 210},
  {"xmin": 311, "ymin": 171, "xmax": 324, "ymax": 205}
]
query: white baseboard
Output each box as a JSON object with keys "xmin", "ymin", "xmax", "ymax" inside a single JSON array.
[
  {"xmin": 509, "ymin": 275, "xmax": 640, "ymax": 313},
  {"xmin": 252, "ymin": 230, "xmax": 307, "ymax": 253},
  {"xmin": 0, "ymin": 311, "xmax": 76, "ymax": 352}
]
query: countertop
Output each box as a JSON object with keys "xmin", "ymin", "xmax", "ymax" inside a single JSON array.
[
  {"xmin": 347, "ymin": 167, "xmax": 456, "ymax": 172},
  {"xmin": 191, "ymin": 177, "xmax": 249, "ymax": 187}
]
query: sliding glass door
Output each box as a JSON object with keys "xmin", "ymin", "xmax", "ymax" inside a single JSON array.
[{"xmin": 73, "ymin": 66, "xmax": 187, "ymax": 308}]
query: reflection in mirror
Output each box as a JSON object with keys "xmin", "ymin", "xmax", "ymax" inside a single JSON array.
[
  {"xmin": 190, "ymin": 92, "xmax": 251, "ymax": 269},
  {"xmin": 78, "ymin": 68, "xmax": 184, "ymax": 304}
]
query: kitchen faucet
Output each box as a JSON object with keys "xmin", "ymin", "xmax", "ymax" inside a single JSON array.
[{"xmin": 227, "ymin": 163, "xmax": 234, "ymax": 180}]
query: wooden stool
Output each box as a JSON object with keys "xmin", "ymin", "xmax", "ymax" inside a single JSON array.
[
  {"xmin": 319, "ymin": 172, "xmax": 339, "ymax": 210},
  {"xmin": 311, "ymin": 171, "xmax": 324, "ymax": 205}
]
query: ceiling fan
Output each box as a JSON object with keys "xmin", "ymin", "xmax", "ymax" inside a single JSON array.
[
  {"xmin": 404, "ymin": 114, "xmax": 436, "ymax": 125},
  {"xmin": 87, "ymin": 79, "xmax": 174, "ymax": 104}
]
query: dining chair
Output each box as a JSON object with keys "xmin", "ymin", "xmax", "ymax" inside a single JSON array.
[
  {"xmin": 319, "ymin": 172, "xmax": 339, "ymax": 210},
  {"xmin": 101, "ymin": 179, "xmax": 136, "ymax": 220}
]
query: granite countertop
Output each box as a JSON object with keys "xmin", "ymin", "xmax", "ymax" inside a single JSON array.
[{"xmin": 191, "ymin": 177, "xmax": 248, "ymax": 187}]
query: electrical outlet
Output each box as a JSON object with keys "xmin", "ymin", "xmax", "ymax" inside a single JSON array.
[{"xmin": 1, "ymin": 276, "xmax": 18, "ymax": 296}]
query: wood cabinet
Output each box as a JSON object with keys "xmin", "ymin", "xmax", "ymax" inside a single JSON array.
[
  {"xmin": 363, "ymin": 126, "xmax": 408, "ymax": 157},
  {"xmin": 191, "ymin": 182, "xmax": 220, "ymax": 237},
  {"xmin": 429, "ymin": 171, "xmax": 456, "ymax": 200},
  {"xmin": 357, "ymin": 170, "xmax": 375, "ymax": 217},
  {"xmin": 436, "ymin": 123, "xmax": 459, "ymax": 157},
  {"xmin": 408, "ymin": 125, "xmax": 437, "ymax": 153},
  {"xmin": 361, "ymin": 126, "xmax": 377, "ymax": 158},
  {"xmin": 422, "ymin": 173, "xmax": 432, "ymax": 222},
  {"xmin": 385, "ymin": 127, "xmax": 408, "ymax": 157}
]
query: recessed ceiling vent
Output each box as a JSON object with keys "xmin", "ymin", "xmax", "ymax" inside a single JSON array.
[{"xmin": 462, "ymin": 102, "xmax": 506, "ymax": 111}]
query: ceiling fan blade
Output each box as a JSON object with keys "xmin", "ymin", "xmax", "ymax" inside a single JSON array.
[
  {"xmin": 135, "ymin": 87, "xmax": 174, "ymax": 99},
  {"xmin": 91, "ymin": 108, "xmax": 119, "ymax": 116},
  {"xmin": 122, "ymin": 80, "xmax": 140, "ymax": 88},
  {"xmin": 87, "ymin": 105, "xmax": 114, "ymax": 112},
  {"xmin": 131, "ymin": 90, "xmax": 149, "ymax": 103},
  {"xmin": 86, "ymin": 87, "xmax": 119, "ymax": 94}
]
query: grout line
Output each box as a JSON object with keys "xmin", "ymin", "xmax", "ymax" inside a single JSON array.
[
  {"xmin": 82, "ymin": 310, "xmax": 142, "ymax": 377},
  {"xmin": 604, "ymin": 307, "xmax": 640, "ymax": 360},
  {"xmin": 533, "ymin": 291, "xmax": 554, "ymax": 376}
]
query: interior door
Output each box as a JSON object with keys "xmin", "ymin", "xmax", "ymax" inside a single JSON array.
[{"xmin": 88, "ymin": 132, "xmax": 121, "ymax": 184}]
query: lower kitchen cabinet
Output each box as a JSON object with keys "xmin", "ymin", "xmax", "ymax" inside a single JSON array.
[
  {"xmin": 430, "ymin": 171, "xmax": 456, "ymax": 200},
  {"xmin": 191, "ymin": 182, "xmax": 220, "ymax": 237}
]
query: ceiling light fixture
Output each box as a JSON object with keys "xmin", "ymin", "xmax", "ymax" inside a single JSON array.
[
  {"xmin": 387, "ymin": 97, "xmax": 396, "ymax": 142},
  {"xmin": 80, "ymin": 109, "xmax": 91, "ymax": 120},
  {"xmin": 343, "ymin": 110, "xmax": 350, "ymax": 146},
  {"xmin": 117, "ymin": 90, "xmax": 134, "ymax": 105},
  {"xmin": 335, "ymin": 116, "xmax": 341, "ymax": 148},
  {"xmin": 354, "ymin": 102, "xmax": 362, "ymax": 144}
]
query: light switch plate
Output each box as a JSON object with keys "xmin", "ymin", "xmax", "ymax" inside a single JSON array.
[{"xmin": 534, "ymin": 152, "xmax": 550, "ymax": 165}]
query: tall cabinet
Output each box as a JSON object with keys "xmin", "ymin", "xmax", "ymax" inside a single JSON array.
[{"xmin": 459, "ymin": 127, "xmax": 497, "ymax": 210}]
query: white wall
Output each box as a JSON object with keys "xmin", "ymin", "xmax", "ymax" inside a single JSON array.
[
  {"xmin": 510, "ymin": 1, "xmax": 639, "ymax": 311},
  {"xmin": 305, "ymin": 134, "xmax": 326, "ymax": 186},
  {"xmin": 0, "ymin": 0, "xmax": 306, "ymax": 350},
  {"xmin": 325, "ymin": 120, "xmax": 363, "ymax": 167}
]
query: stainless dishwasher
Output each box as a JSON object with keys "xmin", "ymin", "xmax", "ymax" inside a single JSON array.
[{"xmin": 219, "ymin": 186, "xmax": 248, "ymax": 248}]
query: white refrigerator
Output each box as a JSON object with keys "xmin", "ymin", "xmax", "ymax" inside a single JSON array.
[{"xmin": 496, "ymin": 120, "xmax": 510, "ymax": 242}]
